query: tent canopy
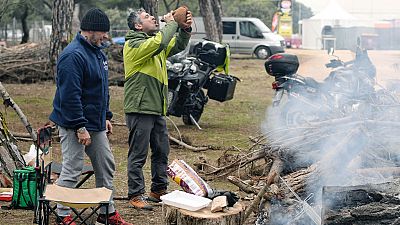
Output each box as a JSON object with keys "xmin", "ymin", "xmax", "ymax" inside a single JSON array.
[{"xmin": 310, "ymin": 0, "xmax": 357, "ymax": 20}]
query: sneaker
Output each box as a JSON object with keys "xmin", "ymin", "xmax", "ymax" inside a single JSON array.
[
  {"xmin": 95, "ymin": 211, "xmax": 133, "ymax": 225},
  {"xmin": 58, "ymin": 215, "xmax": 76, "ymax": 225},
  {"xmin": 148, "ymin": 190, "xmax": 167, "ymax": 203},
  {"xmin": 129, "ymin": 195, "xmax": 153, "ymax": 210}
]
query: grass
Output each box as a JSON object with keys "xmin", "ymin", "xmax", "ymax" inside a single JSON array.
[{"xmin": 0, "ymin": 55, "xmax": 274, "ymax": 225}]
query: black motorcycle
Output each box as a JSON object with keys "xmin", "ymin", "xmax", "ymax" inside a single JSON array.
[
  {"xmin": 264, "ymin": 39, "xmax": 393, "ymax": 126},
  {"xmin": 167, "ymin": 40, "xmax": 238, "ymax": 128}
]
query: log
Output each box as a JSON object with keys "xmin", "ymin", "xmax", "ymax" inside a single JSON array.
[
  {"xmin": 169, "ymin": 135, "xmax": 209, "ymax": 152},
  {"xmin": 197, "ymin": 149, "xmax": 266, "ymax": 180},
  {"xmin": 0, "ymin": 146, "xmax": 15, "ymax": 186},
  {"xmin": 227, "ymin": 176, "xmax": 258, "ymax": 194},
  {"xmin": 355, "ymin": 167, "xmax": 400, "ymax": 178},
  {"xmin": 163, "ymin": 202, "xmax": 245, "ymax": 225},
  {"xmin": 267, "ymin": 157, "xmax": 282, "ymax": 185},
  {"xmin": 322, "ymin": 180, "xmax": 400, "ymax": 224},
  {"xmin": 242, "ymin": 172, "xmax": 276, "ymax": 223}
]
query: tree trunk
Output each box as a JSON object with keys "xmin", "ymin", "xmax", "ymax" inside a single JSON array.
[
  {"xmin": 199, "ymin": 0, "xmax": 222, "ymax": 43},
  {"xmin": 140, "ymin": 0, "xmax": 159, "ymax": 25},
  {"xmin": 163, "ymin": 203, "xmax": 245, "ymax": 225},
  {"xmin": 210, "ymin": 0, "xmax": 222, "ymax": 42},
  {"xmin": 162, "ymin": 0, "xmax": 180, "ymax": 12},
  {"xmin": 71, "ymin": 3, "xmax": 80, "ymax": 35},
  {"xmin": 49, "ymin": 0, "xmax": 74, "ymax": 80},
  {"xmin": 20, "ymin": 3, "xmax": 29, "ymax": 44},
  {"xmin": 0, "ymin": 0, "xmax": 11, "ymax": 23}
]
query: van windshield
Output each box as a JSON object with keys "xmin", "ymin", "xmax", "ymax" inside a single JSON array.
[{"xmin": 252, "ymin": 19, "xmax": 272, "ymax": 33}]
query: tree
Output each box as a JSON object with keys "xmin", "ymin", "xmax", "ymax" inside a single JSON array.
[
  {"xmin": 292, "ymin": 1, "xmax": 313, "ymax": 34},
  {"xmin": 17, "ymin": 1, "xmax": 29, "ymax": 43},
  {"xmin": 0, "ymin": 0, "xmax": 21, "ymax": 23},
  {"xmin": 162, "ymin": 0, "xmax": 180, "ymax": 12},
  {"xmin": 198, "ymin": 0, "xmax": 222, "ymax": 42},
  {"xmin": 222, "ymin": 0, "xmax": 276, "ymax": 30},
  {"xmin": 49, "ymin": 0, "xmax": 74, "ymax": 79},
  {"xmin": 158, "ymin": 0, "xmax": 200, "ymax": 16}
]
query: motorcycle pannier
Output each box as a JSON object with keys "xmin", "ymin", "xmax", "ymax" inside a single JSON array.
[
  {"xmin": 264, "ymin": 53, "xmax": 299, "ymax": 77},
  {"xmin": 193, "ymin": 40, "xmax": 227, "ymax": 67},
  {"xmin": 207, "ymin": 74, "xmax": 237, "ymax": 102}
]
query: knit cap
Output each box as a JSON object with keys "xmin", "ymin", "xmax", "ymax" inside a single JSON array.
[{"xmin": 80, "ymin": 8, "xmax": 110, "ymax": 32}]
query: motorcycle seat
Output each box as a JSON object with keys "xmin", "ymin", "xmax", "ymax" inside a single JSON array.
[{"xmin": 304, "ymin": 77, "xmax": 321, "ymax": 89}]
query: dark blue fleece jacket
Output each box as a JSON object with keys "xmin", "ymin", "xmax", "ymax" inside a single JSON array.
[{"xmin": 49, "ymin": 33, "xmax": 113, "ymax": 131}]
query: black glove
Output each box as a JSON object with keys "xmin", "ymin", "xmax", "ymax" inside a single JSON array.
[{"xmin": 207, "ymin": 190, "xmax": 239, "ymax": 207}]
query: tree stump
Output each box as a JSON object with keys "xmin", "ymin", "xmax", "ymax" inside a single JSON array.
[{"xmin": 163, "ymin": 202, "xmax": 245, "ymax": 225}]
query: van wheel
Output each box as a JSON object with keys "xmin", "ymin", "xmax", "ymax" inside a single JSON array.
[{"xmin": 255, "ymin": 46, "xmax": 271, "ymax": 59}]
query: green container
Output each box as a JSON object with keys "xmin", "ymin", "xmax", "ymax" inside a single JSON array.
[{"xmin": 11, "ymin": 166, "xmax": 37, "ymax": 209}]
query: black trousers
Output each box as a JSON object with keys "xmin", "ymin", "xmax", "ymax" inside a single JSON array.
[{"xmin": 125, "ymin": 113, "xmax": 170, "ymax": 198}]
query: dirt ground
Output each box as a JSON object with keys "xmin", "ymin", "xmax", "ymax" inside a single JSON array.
[{"xmin": 0, "ymin": 48, "xmax": 400, "ymax": 225}]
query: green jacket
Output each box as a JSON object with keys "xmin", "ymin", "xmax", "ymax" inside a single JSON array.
[{"xmin": 123, "ymin": 21, "xmax": 190, "ymax": 115}]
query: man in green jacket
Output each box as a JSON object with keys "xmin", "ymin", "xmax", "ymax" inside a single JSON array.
[{"xmin": 124, "ymin": 8, "xmax": 192, "ymax": 210}]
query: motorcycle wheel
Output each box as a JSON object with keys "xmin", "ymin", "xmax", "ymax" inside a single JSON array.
[{"xmin": 182, "ymin": 90, "xmax": 205, "ymax": 125}]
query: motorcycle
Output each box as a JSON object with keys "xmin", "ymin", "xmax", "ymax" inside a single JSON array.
[
  {"xmin": 265, "ymin": 39, "xmax": 393, "ymax": 125},
  {"xmin": 167, "ymin": 40, "xmax": 238, "ymax": 128}
]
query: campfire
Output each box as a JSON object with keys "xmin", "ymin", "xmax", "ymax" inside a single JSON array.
[{"xmin": 194, "ymin": 76, "xmax": 400, "ymax": 224}]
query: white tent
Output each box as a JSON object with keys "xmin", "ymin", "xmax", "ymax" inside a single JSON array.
[{"xmin": 301, "ymin": 0, "xmax": 359, "ymax": 49}]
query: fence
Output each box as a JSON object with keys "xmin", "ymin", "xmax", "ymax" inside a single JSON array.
[{"xmin": 0, "ymin": 18, "xmax": 51, "ymax": 47}]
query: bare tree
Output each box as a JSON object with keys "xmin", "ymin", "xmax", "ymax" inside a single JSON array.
[
  {"xmin": 0, "ymin": 0, "xmax": 18, "ymax": 23},
  {"xmin": 19, "ymin": 2, "xmax": 29, "ymax": 43},
  {"xmin": 162, "ymin": 0, "xmax": 180, "ymax": 12},
  {"xmin": 49, "ymin": 0, "xmax": 74, "ymax": 79},
  {"xmin": 199, "ymin": 0, "xmax": 222, "ymax": 42},
  {"xmin": 71, "ymin": 3, "xmax": 80, "ymax": 35}
]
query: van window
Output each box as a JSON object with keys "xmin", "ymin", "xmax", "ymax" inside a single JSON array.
[
  {"xmin": 240, "ymin": 21, "xmax": 263, "ymax": 38},
  {"xmin": 223, "ymin": 21, "xmax": 236, "ymax": 34}
]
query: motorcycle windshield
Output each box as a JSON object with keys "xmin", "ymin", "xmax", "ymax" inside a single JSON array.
[{"xmin": 167, "ymin": 43, "xmax": 190, "ymax": 63}]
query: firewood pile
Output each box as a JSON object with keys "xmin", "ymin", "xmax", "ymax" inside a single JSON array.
[
  {"xmin": 194, "ymin": 90, "xmax": 400, "ymax": 224},
  {"xmin": 0, "ymin": 43, "xmax": 51, "ymax": 83},
  {"xmin": 0, "ymin": 43, "xmax": 125, "ymax": 84}
]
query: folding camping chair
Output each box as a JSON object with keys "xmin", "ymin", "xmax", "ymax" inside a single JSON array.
[
  {"xmin": 34, "ymin": 126, "xmax": 111, "ymax": 225},
  {"xmin": 38, "ymin": 184, "xmax": 112, "ymax": 225}
]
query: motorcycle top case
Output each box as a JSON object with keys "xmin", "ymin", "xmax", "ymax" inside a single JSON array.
[
  {"xmin": 207, "ymin": 74, "xmax": 237, "ymax": 102},
  {"xmin": 193, "ymin": 40, "xmax": 227, "ymax": 67},
  {"xmin": 264, "ymin": 53, "xmax": 299, "ymax": 77}
]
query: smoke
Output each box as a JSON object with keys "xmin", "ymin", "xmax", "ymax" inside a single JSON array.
[{"xmin": 260, "ymin": 54, "xmax": 400, "ymax": 224}]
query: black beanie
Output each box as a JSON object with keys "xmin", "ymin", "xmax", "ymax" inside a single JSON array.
[{"xmin": 80, "ymin": 8, "xmax": 110, "ymax": 32}]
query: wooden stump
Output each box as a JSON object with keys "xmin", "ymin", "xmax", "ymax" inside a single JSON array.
[{"xmin": 163, "ymin": 202, "xmax": 245, "ymax": 225}]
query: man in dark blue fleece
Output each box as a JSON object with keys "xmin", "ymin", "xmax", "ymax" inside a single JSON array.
[{"xmin": 49, "ymin": 8, "xmax": 132, "ymax": 225}]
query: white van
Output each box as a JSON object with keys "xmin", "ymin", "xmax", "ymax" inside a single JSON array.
[{"xmin": 190, "ymin": 17, "xmax": 285, "ymax": 59}]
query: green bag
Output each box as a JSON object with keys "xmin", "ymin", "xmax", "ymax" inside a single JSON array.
[{"xmin": 11, "ymin": 166, "xmax": 37, "ymax": 209}]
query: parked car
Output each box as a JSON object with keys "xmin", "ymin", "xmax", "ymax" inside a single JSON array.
[{"xmin": 190, "ymin": 17, "xmax": 285, "ymax": 59}]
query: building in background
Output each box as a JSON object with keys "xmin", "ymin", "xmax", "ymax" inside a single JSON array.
[{"xmin": 300, "ymin": 0, "xmax": 400, "ymax": 50}]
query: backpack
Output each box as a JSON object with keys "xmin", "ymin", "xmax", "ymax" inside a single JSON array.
[{"xmin": 10, "ymin": 166, "xmax": 37, "ymax": 209}]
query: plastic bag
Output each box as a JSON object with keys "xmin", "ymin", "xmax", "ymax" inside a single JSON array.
[{"xmin": 167, "ymin": 159, "xmax": 213, "ymax": 197}]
